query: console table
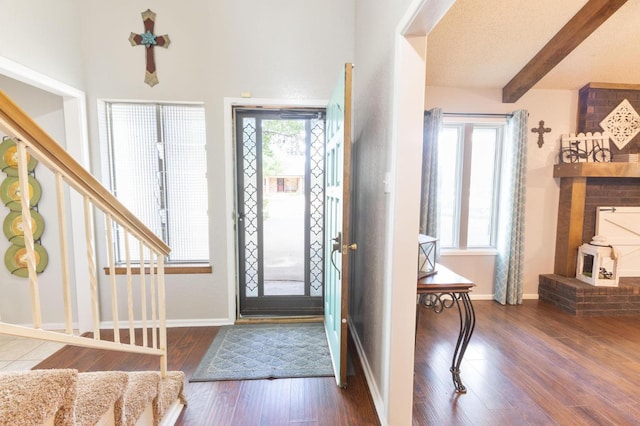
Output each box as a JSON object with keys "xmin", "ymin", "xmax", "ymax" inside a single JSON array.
[{"xmin": 417, "ymin": 263, "xmax": 476, "ymax": 393}]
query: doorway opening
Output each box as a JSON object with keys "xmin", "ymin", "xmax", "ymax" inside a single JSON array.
[{"xmin": 234, "ymin": 107, "xmax": 326, "ymax": 316}]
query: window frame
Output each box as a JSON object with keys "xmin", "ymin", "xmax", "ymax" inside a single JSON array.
[
  {"xmin": 100, "ymin": 100, "xmax": 210, "ymax": 265},
  {"xmin": 439, "ymin": 118, "xmax": 505, "ymax": 251}
]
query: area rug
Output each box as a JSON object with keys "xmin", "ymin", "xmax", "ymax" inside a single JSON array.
[{"xmin": 190, "ymin": 323, "xmax": 334, "ymax": 382}]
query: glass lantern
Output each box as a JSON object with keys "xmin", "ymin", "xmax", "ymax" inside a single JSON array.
[
  {"xmin": 576, "ymin": 236, "xmax": 619, "ymax": 287},
  {"xmin": 418, "ymin": 234, "xmax": 438, "ymax": 278}
]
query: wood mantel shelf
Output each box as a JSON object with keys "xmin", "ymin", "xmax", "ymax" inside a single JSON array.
[
  {"xmin": 554, "ymin": 162, "xmax": 640, "ymax": 178},
  {"xmin": 553, "ymin": 161, "xmax": 640, "ymax": 277}
]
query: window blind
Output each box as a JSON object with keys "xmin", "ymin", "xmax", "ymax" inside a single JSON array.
[{"xmin": 105, "ymin": 102, "xmax": 209, "ymax": 263}]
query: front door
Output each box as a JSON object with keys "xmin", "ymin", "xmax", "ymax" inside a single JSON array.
[
  {"xmin": 324, "ymin": 63, "xmax": 354, "ymax": 388},
  {"xmin": 235, "ymin": 108, "xmax": 326, "ymax": 316}
]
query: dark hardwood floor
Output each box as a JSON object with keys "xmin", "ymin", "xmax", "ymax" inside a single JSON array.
[
  {"xmin": 35, "ymin": 325, "xmax": 379, "ymax": 425},
  {"xmin": 34, "ymin": 300, "xmax": 640, "ymax": 425},
  {"xmin": 414, "ymin": 300, "xmax": 640, "ymax": 425}
]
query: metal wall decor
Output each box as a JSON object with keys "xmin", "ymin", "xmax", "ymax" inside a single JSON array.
[
  {"xmin": 0, "ymin": 137, "xmax": 48, "ymax": 277},
  {"xmin": 129, "ymin": 9, "xmax": 171, "ymax": 87},
  {"xmin": 559, "ymin": 132, "xmax": 611, "ymax": 163},
  {"xmin": 531, "ymin": 120, "xmax": 551, "ymax": 148}
]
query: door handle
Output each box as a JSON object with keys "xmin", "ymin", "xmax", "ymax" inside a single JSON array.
[
  {"xmin": 330, "ymin": 232, "xmax": 342, "ymax": 279},
  {"xmin": 332, "ymin": 232, "xmax": 342, "ymax": 252}
]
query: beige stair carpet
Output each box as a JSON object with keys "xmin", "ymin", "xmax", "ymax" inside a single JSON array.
[
  {"xmin": 75, "ymin": 371, "xmax": 128, "ymax": 425},
  {"xmin": 153, "ymin": 371, "xmax": 187, "ymax": 425},
  {"xmin": 116, "ymin": 371, "xmax": 160, "ymax": 426},
  {"xmin": 0, "ymin": 369, "xmax": 78, "ymax": 426}
]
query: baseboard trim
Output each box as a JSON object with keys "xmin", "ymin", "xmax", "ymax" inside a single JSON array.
[
  {"xmin": 99, "ymin": 318, "xmax": 234, "ymax": 329},
  {"xmin": 469, "ymin": 293, "xmax": 539, "ymax": 301},
  {"xmin": 349, "ymin": 318, "xmax": 386, "ymax": 426},
  {"xmin": 12, "ymin": 318, "xmax": 233, "ymax": 332}
]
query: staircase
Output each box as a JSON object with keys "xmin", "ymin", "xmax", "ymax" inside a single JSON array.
[
  {"xmin": 0, "ymin": 369, "xmax": 186, "ymax": 425},
  {"xmin": 0, "ymin": 91, "xmax": 187, "ymax": 423}
]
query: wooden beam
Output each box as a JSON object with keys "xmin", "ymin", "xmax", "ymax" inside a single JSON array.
[{"xmin": 502, "ymin": 0, "xmax": 628, "ymax": 103}]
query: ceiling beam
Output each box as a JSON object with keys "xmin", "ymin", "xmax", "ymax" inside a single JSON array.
[{"xmin": 502, "ymin": 0, "xmax": 628, "ymax": 103}]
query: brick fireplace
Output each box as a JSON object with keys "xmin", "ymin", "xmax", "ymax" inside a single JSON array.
[{"xmin": 539, "ymin": 83, "xmax": 640, "ymax": 316}]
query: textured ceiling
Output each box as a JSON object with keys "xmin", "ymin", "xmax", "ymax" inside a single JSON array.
[{"xmin": 426, "ymin": 0, "xmax": 640, "ymax": 91}]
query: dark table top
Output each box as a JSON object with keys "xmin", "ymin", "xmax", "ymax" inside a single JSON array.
[{"xmin": 417, "ymin": 263, "xmax": 475, "ymax": 293}]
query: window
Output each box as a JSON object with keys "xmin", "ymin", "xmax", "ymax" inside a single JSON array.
[
  {"xmin": 101, "ymin": 102, "xmax": 209, "ymax": 263},
  {"xmin": 438, "ymin": 120, "xmax": 504, "ymax": 250}
]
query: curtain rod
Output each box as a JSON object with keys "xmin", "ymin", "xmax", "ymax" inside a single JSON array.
[{"xmin": 443, "ymin": 112, "xmax": 513, "ymax": 118}]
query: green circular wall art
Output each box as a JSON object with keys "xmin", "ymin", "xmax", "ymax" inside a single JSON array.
[
  {"xmin": 0, "ymin": 175, "xmax": 42, "ymax": 211},
  {"xmin": 4, "ymin": 243, "xmax": 48, "ymax": 277},
  {"xmin": 0, "ymin": 137, "xmax": 38, "ymax": 176},
  {"xmin": 3, "ymin": 209, "xmax": 45, "ymax": 245},
  {"xmin": 0, "ymin": 137, "xmax": 47, "ymax": 277}
]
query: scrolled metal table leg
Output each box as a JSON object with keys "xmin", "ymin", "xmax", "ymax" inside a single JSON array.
[{"xmin": 449, "ymin": 292, "xmax": 476, "ymax": 393}]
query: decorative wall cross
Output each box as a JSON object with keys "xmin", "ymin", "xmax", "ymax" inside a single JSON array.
[
  {"xmin": 531, "ymin": 120, "xmax": 552, "ymax": 148},
  {"xmin": 129, "ymin": 9, "xmax": 171, "ymax": 87}
]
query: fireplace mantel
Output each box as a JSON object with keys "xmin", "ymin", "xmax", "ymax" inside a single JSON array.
[
  {"xmin": 554, "ymin": 163, "xmax": 640, "ymax": 277},
  {"xmin": 554, "ymin": 162, "xmax": 640, "ymax": 178}
]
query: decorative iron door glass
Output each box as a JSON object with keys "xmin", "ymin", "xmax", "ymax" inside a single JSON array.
[{"xmin": 235, "ymin": 109, "xmax": 325, "ymax": 316}]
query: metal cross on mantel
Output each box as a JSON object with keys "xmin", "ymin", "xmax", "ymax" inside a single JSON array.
[
  {"xmin": 129, "ymin": 9, "xmax": 171, "ymax": 87},
  {"xmin": 531, "ymin": 120, "xmax": 552, "ymax": 148}
]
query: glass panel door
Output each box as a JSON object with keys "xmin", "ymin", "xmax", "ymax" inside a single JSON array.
[{"xmin": 235, "ymin": 108, "xmax": 325, "ymax": 316}]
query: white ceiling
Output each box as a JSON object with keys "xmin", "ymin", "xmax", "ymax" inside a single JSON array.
[{"xmin": 426, "ymin": 0, "xmax": 640, "ymax": 93}]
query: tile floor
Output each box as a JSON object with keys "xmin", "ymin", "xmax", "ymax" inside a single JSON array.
[{"xmin": 0, "ymin": 334, "xmax": 65, "ymax": 371}]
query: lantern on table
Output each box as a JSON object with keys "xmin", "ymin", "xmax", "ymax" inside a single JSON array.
[{"xmin": 418, "ymin": 234, "xmax": 438, "ymax": 278}]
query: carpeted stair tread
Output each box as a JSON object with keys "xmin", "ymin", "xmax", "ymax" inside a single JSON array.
[
  {"xmin": 0, "ymin": 368, "xmax": 186, "ymax": 426},
  {"xmin": 0, "ymin": 369, "xmax": 77, "ymax": 426},
  {"xmin": 153, "ymin": 371, "xmax": 187, "ymax": 425},
  {"xmin": 75, "ymin": 371, "xmax": 128, "ymax": 426},
  {"xmin": 115, "ymin": 371, "xmax": 160, "ymax": 426}
]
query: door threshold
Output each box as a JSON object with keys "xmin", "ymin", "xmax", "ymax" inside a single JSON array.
[{"xmin": 235, "ymin": 315, "xmax": 323, "ymax": 324}]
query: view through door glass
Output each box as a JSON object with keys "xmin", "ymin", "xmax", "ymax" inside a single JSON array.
[
  {"xmin": 263, "ymin": 118, "xmax": 305, "ymax": 296},
  {"xmin": 235, "ymin": 108, "xmax": 325, "ymax": 316}
]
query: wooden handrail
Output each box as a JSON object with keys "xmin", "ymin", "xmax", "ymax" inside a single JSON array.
[
  {"xmin": 0, "ymin": 89, "xmax": 169, "ymax": 256},
  {"xmin": 0, "ymin": 88, "xmax": 170, "ymax": 377}
]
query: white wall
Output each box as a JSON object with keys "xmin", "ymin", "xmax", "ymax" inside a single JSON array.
[
  {"xmin": 0, "ymin": 0, "xmax": 84, "ymax": 88},
  {"xmin": 425, "ymin": 86, "xmax": 578, "ymax": 298},
  {"xmin": 0, "ymin": 76, "xmax": 73, "ymax": 326},
  {"xmin": 75, "ymin": 0, "xmax": 355, "ymax": 323},
  {"xmin": 350, "ymin": 0, "xmax": 457, "ymax": 424}
]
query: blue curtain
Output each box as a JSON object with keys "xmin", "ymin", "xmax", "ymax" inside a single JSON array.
[
  {"xmin": 494, "ymin": 110, "xmax": 528, "ymax": 305},
  {"xmin": 419, "ymin": 108, "xmax": 442, "ymax": 241}
]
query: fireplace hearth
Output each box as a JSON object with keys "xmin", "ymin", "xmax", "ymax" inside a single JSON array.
[{"xmin": 539, "ymin": 274, "xmax": 640, "ymax": 316}]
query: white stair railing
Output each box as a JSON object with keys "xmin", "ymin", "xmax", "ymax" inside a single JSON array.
[{"xmin": 0, "ymin": 89, "xmax": 170, "ymax": 377}]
